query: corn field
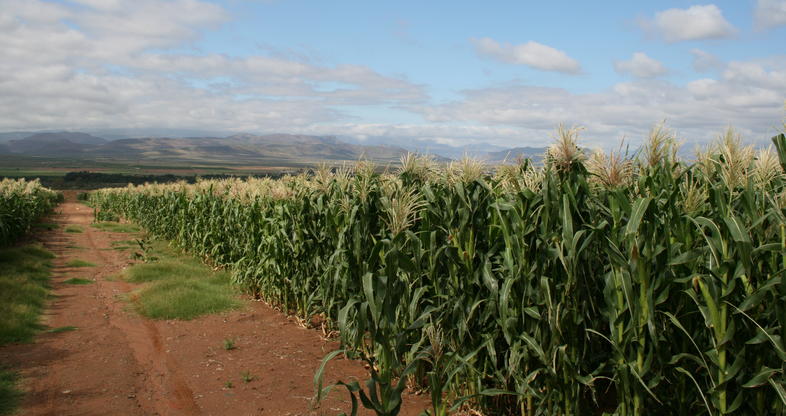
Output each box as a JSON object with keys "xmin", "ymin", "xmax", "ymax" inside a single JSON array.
[
  {"xmin": 0, "ymin": 178, "xmax": 60, "ymax": 246},
  {"xmin": 90, "ymin": 128, "xmax": 786, "ymax": 415}
]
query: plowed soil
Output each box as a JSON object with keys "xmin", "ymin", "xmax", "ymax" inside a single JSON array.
[{"xmin": 0, "ymin": 192, "xmax": 428, "ymax": 415}]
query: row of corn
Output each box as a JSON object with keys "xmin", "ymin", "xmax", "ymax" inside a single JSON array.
[
  {"xmin": 0, "ymin": 178, "xmax": 60, "ymax": 246},
  {"xmin": 90, "ymin": 127, "xmax": 786, "ymax": 415}
]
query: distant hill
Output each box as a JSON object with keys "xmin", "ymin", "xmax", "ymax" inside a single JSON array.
[
  {"xmin": 482, "ymin": 146, "xmax": 547, "ymax": 163},
  {"xmin": 6, "ymin": 132, "xmax": 108, "ymax": 155},
  {"xmin": 3, "ymin": 132, "xmax": 410, "ymax": 164},
  {"xmin": 0, "ymin": 132, "xmax": 41, "ymax": 143}
]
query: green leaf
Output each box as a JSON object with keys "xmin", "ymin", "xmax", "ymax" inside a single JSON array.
[
  {"xmin": 742, "ymin": 367, "xmax": 780, "ymax": 388},
  {"xmin": 625, "ymin": 197, "xmax": 651, "ymax": 237}
]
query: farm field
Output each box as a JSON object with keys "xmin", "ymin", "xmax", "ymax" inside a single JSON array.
[
  {"xmin": 4, "ymin": 0, "xmax": 785, "ymax": 414},
  {"xmin": 89, "ymin": 128, "xmax": 786, "ymax": 415},
  {"xmin": 1, "ymin": 128, "xmax": 785, "ymax": 416},
  {"xmin": 0, "ymin": 191, "xmax": 427, "ymax": 415}
]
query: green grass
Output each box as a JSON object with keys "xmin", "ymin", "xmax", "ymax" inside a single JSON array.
[
  {"xmin": 112, "ymin": 240, "xmax": 136, "ymax": 247},
  {"xmin": 0, "ymin": 369, "xmax": 21, "ymax": 416},
  {"xmin": 65, "ymin": 259, "xmax": 95, "ymax": 268},
  {"xmin": 0, "ymin": 245, "xmax": 54, "ymax": 415},
  {"xmin": 64, "ymin": 225, "xmax": 83, "ymax": 233},
  {"xmin": 111, "ymin": 240, "xmax": 136, "ymax": 251},
  {"xmin": 124, "ymin": 240, "xmax": 240, "ymax": 320},
  {"xmin": 63, "ymin": 278, "xmax": 93, "ymax": 285},
  {"xmin": 0, "ymin": 244, "xmax": 54, "ymax": 344},
  {"xmin": 91, "ymin": 222, "xmax": 140, "ymax": 233}
]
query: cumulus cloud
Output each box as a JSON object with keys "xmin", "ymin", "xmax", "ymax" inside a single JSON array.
[
  {"xmin": 0, "ymin": 0, "xmax": 783, "ymax": 150},
  {"xmin": 471, "ymin": 37, "xmax": 581, "ymax": 74},
  {"xmin": 614, "ymin": 52, "xmax": 668, "ymax": 78},
  {"xmin": 690, "ymin": 49, "xmax": 724, "ymax": 72},
  {"xmin": 640, "ymin": 5, "xmax": 737, "ymax": 42},
  {"xmin": 0, "ymin": 0, "xmax": 426, "ymax": 133},
  {"xmin": 413, "ymin": 59, "xmax": 786, "ymax": 148},
  {"xmin": 755, "ymin": 0, "xmax": 786, "ymax": 29}
]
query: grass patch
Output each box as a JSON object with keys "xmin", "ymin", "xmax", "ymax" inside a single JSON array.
[
  {"xmin": 63, "ymin": 278, "xmax": 93, "ymax": 285},
  {"xmin": 111, "ymin": 240, "xmax": 136, "ymax": 251},
  {"xmin": 47, "ymin": 326, "xmax": 77, "ymax": 333},
  {"xmin": 32, "ymin": 223, "xmax": 58, "ymax": 231},
  {"xmin": 0, "ymin": 244, "xmax": 54, "ymax": 345},
  {"xmin": 91, "ymin": 222, "xmax": 140, "ymax": 233},
  {"xmin": 65, "ymin": 259, "xmax": 95, "ymax": 268},
  {"xmin": 64, "ymin": 225, "xmax": 83, "ymax": 233},
  {"xmin": 124, "ymin": 240, "xmax": 240, "ymax": 320},
  {"xmin": 0, "ymin": 368, "xmax": 21, "ymax": 416}
]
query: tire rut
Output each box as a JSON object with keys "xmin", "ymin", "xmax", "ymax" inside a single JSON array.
[{"xmin": 79, "ymin": 203, "xmax": 201, "ymax": 415}]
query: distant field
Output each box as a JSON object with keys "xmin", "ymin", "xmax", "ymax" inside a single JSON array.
[
  {"xmin": 0, "ymin": 169, "xmax": 68, "ymax": 177},
  {"xmin": 0, "ymin": 155, "xmax": 314, "ymax": 189},
  {"xmin": 0, "ymin": 154, "xmax": 316, "ymax": 176}
]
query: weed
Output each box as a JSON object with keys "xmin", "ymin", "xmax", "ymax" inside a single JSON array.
[
  {"xmin": 240, "ymin": 371, "xmax": 254, "ymax": 383},
  {"xmin": 130, "ymin": 238, "xmax": 158, "ymax": 263},
  {"xmin": 224, "ymin": 381, "xmax": 233, "ymax": 389},
  {"xmin": 64, "ymin": 225, "xmax": 83, "ymax": 233},
  {"xmin": 223, "ymin": 338, "xmax": 236, "ymax": 351}
]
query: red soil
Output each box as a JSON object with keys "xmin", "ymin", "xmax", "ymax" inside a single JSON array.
[{"xmin": 0, "ymin": 192, "xmax": 428, "ymax": 415}]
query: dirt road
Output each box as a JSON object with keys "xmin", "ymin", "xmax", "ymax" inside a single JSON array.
[{"xmin": 0, "ymin": 193, "xmax": 427, "ymax": 415}]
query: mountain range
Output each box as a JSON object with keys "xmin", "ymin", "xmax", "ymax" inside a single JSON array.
[{"xmin": 0, "ymin": 131, "xmax": 546, "ymax": 164}]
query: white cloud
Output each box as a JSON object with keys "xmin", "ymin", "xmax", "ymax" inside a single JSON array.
[
  {"xmin": 471, "ymin": 37, "xmax": 581, "ymax": 74},
  {"xmin": 755, "ymin": 0, "xmax": 786, "ymax": 29},
  {"xmin": 690, "ymin": 49, "xmax": 724, "ymax": 72},
  {"xmin": 614, "ymin": 52, "xmax": 668, "ymax": 78},
  {"xmin": 0, "ymin": 0, "xmax": 782, "ymax": 151},
  {"xmin": 412, "ymin": 59, "xmax": 786, "ymax": 148},
  {"xmin": 641, "ymin": 5, "xmax": 737, "ymax": 42},
  {"xmin": 0, "ymin": 0, "xmax": 426, "ymax": 132}
]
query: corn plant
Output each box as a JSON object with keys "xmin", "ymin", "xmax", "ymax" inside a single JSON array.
[
  {"xmin": 89, "ymin": 129, "xmax": 786, "ymax": 416},
  {"xmin": 0, "ymin": 178, "xmax": 60, "ymax": 245}
]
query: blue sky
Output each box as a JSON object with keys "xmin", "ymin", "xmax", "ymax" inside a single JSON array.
[{"xmin": 1, "ymin": 0, "xmax": 785, "ymax": 149}]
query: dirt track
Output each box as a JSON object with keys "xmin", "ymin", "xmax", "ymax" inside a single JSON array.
[{"xmin": 0, "ymin": 193, "xmax": 427, "ymax": 415}]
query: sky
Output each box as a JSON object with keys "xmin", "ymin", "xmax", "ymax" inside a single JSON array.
[{"xmin": 0, "ymin": 0, "xmax": 785, "ymax": 150}]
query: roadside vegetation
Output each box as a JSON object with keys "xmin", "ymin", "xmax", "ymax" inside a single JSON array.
[
  {"xmin": 91, "ymin": 126, "xmax": 786, "ymax": 415},
  {"xmin": 91, "ymin": 221, "xmax": 140, "ymax": 233},
  {"xmin": 0, "ymin": 245, "xmax": 55, "ymax": 415},
  {"xmin": 0, "ymin": 369, "xmax": 20, "ymax": 416},
  {"xmin": 120, "ymin": 239, "xmax": 240, "ymax": 320},
  {"xmin": 0, "ymin": 245, "xmax": 54, "ymax": 345},
  {"xmin": 0, "ymin": 179, "xmax": 59, "ymax": 415}
]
